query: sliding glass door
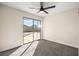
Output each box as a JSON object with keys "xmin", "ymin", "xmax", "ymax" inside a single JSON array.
[{"xmin": 23, "ymin": 17, "xmax": 41, "ymax": 44}]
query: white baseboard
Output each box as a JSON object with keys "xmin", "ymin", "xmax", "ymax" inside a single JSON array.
[{"xmin": 44, "ymin": 39, "xmax": 78, "ymax": 48}]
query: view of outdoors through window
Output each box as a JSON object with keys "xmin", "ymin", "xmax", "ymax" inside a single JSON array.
[{"xmin": 23, "ymin": 17, "xmax": 41, "ymax": 44}]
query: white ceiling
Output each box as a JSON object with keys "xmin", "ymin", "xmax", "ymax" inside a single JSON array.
[{"xmin": 1, "ymin": 2, "xmax": 79, "ymax": 17}]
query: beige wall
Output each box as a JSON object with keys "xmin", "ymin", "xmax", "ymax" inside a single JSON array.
[
  {"xmin": 0, "ymin": 5, "xmax": 43, "ymax": 52},
  {"xmin": 77, "ymin": 12, "xmax": 79, "ymax": 55},
  {"xmin": 43, "ymin": 8, "xmax": 79, "ymax": 48},
  {"xmin": 0, "ymin": 6, "xmax": 2, "ymax": 51}
]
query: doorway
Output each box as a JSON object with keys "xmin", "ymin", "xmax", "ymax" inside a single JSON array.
[{"xmin": 23, "ymin": 17, "xmax": 41, "ymax": 44}]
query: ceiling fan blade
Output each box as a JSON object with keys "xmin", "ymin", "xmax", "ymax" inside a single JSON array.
[
  {"xmin": 44, "ymin": 5, "xmax": 56, "ymax": 10},
  {"xmin": 37, "ymin": 11, "xmax": 40, "ymax": 13},
  {"xmin": 43, "ymin": 10, "xmax": 48, "ymax": 14},
  {"xmin": 29, "ymin": 7, "xmax": 39, "ymax": 10}
]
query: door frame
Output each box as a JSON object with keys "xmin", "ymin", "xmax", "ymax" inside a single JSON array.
[{"xmin": 23, "ymin": 17, "xmax": 41, "ymax": 45}]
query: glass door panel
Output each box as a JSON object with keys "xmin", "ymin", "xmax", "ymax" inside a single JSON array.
[
  {"xmin": 37, "ymin": 21, "xmax": 41, "ymax": 39},
  {"xmin": 33, "ymin": 20, "xmax": 38, "ymax": 40},
  {"xmin": 23, "ymin": 18, "xmax": 33, "ymax": 44},
  {"xmin": 34, "ymin": 20, "xmax": 41, "ymax": 40}
]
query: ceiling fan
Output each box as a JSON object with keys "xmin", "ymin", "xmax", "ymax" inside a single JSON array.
[{"xmin": 29, "ymin": 2, "xmax": 56, "ymax": 14}]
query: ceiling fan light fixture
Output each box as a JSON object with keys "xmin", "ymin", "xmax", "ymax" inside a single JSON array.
[{"xmin": 40, "ymin": 11, "xmax": 44, "ymax": 14}]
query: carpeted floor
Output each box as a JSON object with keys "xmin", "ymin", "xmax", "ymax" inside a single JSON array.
[
  {"xmin": 0, "ymin": 39, "xmax": 78, "ymax": 56},
  {"xmin": 0, "ymin": 46, "xmax": 20, "ymax": 56},
  {"xmin": 33, "ymin": 39, "xmax": 78, "ymax": 56}
]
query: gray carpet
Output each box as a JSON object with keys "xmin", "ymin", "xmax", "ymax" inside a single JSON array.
[
  {"xmin": 0, "ymin": 39, "xmax": 78, "ymax": 56},
  {"xmin": 0, "ymin": 46, "xmax": 20, "ymax": 56},
  {"xmin": 33, "ymin": 39, "xmax": 78, "ymax": 56}
]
